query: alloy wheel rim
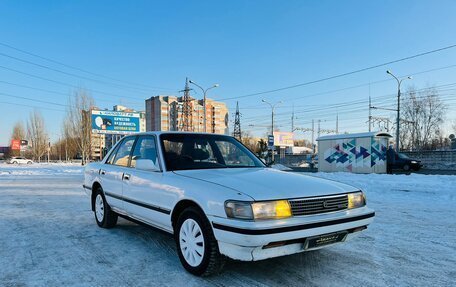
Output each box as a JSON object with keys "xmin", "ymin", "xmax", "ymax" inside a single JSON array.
[
  {"xmin": 95, "ymin": 194, "xmax": 104, "ymax": 222},
  {"xmin": 179, "ymin": 218, "xmax": 205, "ymax": 267}
]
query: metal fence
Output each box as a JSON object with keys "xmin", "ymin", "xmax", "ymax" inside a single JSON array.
[{"xmin": 401, "ymin": 150, "xmax": 456, "ymax": 170}]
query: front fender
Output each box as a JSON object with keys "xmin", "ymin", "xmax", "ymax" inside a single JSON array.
[{"xmin": 166, "ymin": 172, "xmax": 253, "ymax": 219}]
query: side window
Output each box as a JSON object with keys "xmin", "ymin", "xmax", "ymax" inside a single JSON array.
[
  {"xmin": 112, "ymin": 137, "xmax": 136, "ymax": 167},
  {"xmin": 106, "ymin": 141, "xmax": 122, "ymax": 165},
  {"xmin": 130, "ymin": 136, "xmax": 158, "ymax": 168}
]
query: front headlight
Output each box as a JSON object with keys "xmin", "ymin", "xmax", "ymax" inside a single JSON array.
[
  {"xmin": 411, "ymin": 161, "xmax": 417, "ymax": 164},
  {"xmin": 252, "ymin": 200, "xmax": 292, "ymax": 220},
  {"xmin": 224, "ymin": 200, "xmax": 292, "ymax": 220},
  {"xmin": 348, "ymin": 192, "xmax": 366, "ymax": 209},
  {"xmin": 225, "ymin": 201, "xmax": 253, "ymax": 220}
]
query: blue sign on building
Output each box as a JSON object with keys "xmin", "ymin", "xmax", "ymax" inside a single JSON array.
[{"xmin": 91, "ymin": 110, "xmax": 140, "ymax": 135}]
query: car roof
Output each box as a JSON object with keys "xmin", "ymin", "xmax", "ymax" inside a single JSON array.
[{"xmin": 128, "ymin": 131, "xmax": 232, "ymax": 137}]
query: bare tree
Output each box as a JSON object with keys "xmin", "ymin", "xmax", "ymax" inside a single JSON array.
[
  {"xmin": 11, "ymin": 121, "xmax": 26, "ymax": 140},
  {"xmin": 27, "ymin": 110, "xmax": 48, "ymax": 161},
  {"xmin": 64, "ymin": 89, "xmax": 94, "ymax": 165},
  {"xmin": 400, "ymin": 86, "xmax": 446, "ymax": 150},
  {"xmin": 9, "ymin": 121, "xmax": 26, "ymax": 157}
]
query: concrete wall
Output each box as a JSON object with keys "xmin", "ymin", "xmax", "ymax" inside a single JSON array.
[{"xmin": 402, "ymin": 150, "xmax": 456, "ymax": 170}]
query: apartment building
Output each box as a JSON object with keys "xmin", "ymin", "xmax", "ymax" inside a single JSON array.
[{"xmin": 145, "ymin": 95, "xmax": 229, "ymax": 134}]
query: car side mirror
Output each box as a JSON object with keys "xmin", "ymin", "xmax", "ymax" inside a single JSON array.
[{"xmin": 136, "ymin": 159, "xmax": 160, "ymax": 172}]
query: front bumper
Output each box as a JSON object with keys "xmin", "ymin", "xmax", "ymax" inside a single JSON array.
[{"xmin": 209, "ymin": 206, "xmax": 374, "ymax": 261}]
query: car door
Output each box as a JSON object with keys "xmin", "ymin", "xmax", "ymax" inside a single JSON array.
[
  {"xmin": 122, "ymin": 135, "xmax": 174, "ymax": 231},
  {"xmin": 99, "ymin": 136, "xmax": 136, "ymax": 211}
]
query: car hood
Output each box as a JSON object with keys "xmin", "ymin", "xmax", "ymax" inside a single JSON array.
[{"xmin": 173, "ymin": 168, "xmax": 359, "ymax": 201}]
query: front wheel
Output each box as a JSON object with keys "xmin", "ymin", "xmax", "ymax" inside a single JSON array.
[
  {"xmin": 403, "ymin": 164, "xmax": 410, "ymax": 171},
  {"xmin": 93, "ymin": 188, "xmax": 118, "ymax": 228},
  {"xmin": 175, "ymin": 207, "xmax": 225, "ymax": 276},
  {"xmin": 27, "ymin": 161, "xmax": 32, "ymax": 165}
]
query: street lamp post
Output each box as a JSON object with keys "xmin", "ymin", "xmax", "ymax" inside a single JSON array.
[
  {"xmin": 386, "ymin": 70, "xmax": 412, "ymax": 151},
  {"xmin": 262, "ymin": 99, "xmax": 282, "ymax": 163},
  {"xmin": 189, "ymin": 80, "xmax": 219, "ymax": 133}
]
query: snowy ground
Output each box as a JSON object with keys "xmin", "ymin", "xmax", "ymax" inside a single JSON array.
[{"xmin": 0, "ymin": 164, "xmax": 455, "ymax": 286}]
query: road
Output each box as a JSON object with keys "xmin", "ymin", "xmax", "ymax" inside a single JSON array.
[{"xmin": 0, "ymin": 165, "xmax": 455, "ymax": 286}]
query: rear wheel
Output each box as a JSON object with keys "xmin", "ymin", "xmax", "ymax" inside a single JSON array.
[
  {"xmin": 175, "ymin": 207, "xmax": 225, "ymax": 276},
  {"xmin": 93, "ymin": 187, "xmax": 118, "ymax": 228}
]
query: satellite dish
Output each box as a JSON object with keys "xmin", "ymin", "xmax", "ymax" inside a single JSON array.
[{"xmin": 449, "ymin": 134, "xmax": 455, "ymax": 140}]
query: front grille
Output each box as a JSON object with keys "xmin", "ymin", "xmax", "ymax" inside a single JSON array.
[{"xmin": 289, "ymin": 194, "xmax": 348, "ymax": 216}]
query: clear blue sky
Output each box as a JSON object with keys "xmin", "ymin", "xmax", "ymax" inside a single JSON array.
[{"xmin": 1, "ymin": 0, "xmax": 456, "ymax": 145}]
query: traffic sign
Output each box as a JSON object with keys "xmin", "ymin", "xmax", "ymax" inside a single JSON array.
[{"xmin": 268, "ymin": 135, "xmax": 274, "ymax": 148}]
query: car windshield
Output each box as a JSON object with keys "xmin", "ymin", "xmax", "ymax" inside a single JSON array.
[
  {"xmin": 160, "ymin": 133, "xmax": 265, "ymax": 171},
  {"xmin": 398, "ymin": 153, "xmax": 410, "ymax": 159}
]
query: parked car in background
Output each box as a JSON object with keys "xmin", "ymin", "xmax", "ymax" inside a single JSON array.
[
  {"xmin": 83, "ymin": 132, "xmax": 375, "ymax": 276},
  {"xmin": 8, "ymin": 157, "xmax": 33, "ymax": 164},
  {"xmin": 393, "ymin": 153, "xmax": 423, "ymax": 171}
]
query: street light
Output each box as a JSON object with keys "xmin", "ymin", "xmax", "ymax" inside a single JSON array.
[
  {"xmin": 262, "ymin": 99, "xmax": 282, "ymax": 162},
  {"xmin": 189, "ymin": 80, "xmax": 219, "ymax": 133},
  {"xmin": 386, "ymin": 70, "xmax": 412, "ymax": 151}
]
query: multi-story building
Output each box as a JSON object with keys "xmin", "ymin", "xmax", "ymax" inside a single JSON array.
[{"xmin": 145, "ymin": 95, "xmax": 229, "ymax": 134}]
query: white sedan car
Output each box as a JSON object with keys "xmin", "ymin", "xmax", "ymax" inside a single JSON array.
[
  {"xmin": 8, "ymin": 157, "xmax": 33, "ymax": 164},
  {"xmin": 83, "ymin": 132, "xmax": 375, "ymax": 276}
]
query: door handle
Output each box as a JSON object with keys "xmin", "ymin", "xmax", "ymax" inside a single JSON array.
[
  {"xmin": 123, "ymin": 173, "xmax": 131, "ymax": 181},
  {"xmin": 99, "ymin": 169, "xmax": 106, "ymax": 175}
]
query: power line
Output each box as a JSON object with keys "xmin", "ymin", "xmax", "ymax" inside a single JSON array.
[
  {"xmin": 0, "ymin": 41, "xmax": 176, "ymax": 91},
  {"xmin": 234, "ymin": 63, "xmax": 456, "ymax": 110},
  {"xmin": 240, "ymin": 83, "xmax": 456, "ymax": 121},
  {"xmin": 0, "ymin": 64, "xmax": 147, "ymax": 101},
  {"xmin": 246, "ymin": 93, "xmax": 456, "ymax": 127},
  {"xmin": 0, "ymin": 92, "xmax": 69, "ymax": 107},
  {"xmin": 218, "ymin": 44, "xmax": 456, "ymax": 101},
  {"xmin": 0, "ymin": 79, "xmax": 143, "ymax": 106},
  {"xmin": 0, "ymin": 100, "xmax": 65, "ymax": 112},
  {"xmin": 0, "ymin": 51, "xmax": 166, "ymax": 94}
]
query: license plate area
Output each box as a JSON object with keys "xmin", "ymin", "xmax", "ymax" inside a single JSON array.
[{"xmin": 304, "ymin": 231, "xmax": 348, "ymax": 249}]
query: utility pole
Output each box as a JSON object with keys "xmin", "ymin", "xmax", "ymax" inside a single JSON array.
[
  {"xmin": 262, "ymin": 99, "xmax": 282, "ymax": 163},
  {"xmin": 336, "ymin": 114, "xmax": 339, "ymax": 134},
  {"xmin": 317, "ymin": 119, "xmax": 321, "ymax": 139},
  {"xmin": 386, "ymin": 70, "xmax": 412, "ymax": 151},
  {"xmin": 291, "ymin": 104, "xmax": 294, "ymax": 133},
  {"xmin": 233, "ymin": 101, "xmax": 242, "ymax": 140},
  {"xmin": 189, "ymin": 80, "xmax": 219, "ymax": 133},
  {"xmin": 47, "ymin": 141, "xmax": 50, "ymax": 163},
  {"xmin": 368, "ymin": 95, "xmax": 372, "ymax": 132},
  {"xmin": 311, "ymin": 119, "xmax": 315, "ymax": 154},
  {"xmin": 180, "ymin": 78, "xmax": 192, "ymax": 131},
  {"xmin": 59, "ymin": 136, "xmax": 61, "ymax": 162}
]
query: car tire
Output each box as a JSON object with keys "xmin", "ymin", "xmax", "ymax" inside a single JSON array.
[
  {"xmin": 403, "ymin": 164, "xmax": 410, "ymax": 171},
  {"xmin": 27, "ymin": 161, "xmax": 32, "ymax": 165},
  {"xmin": 12, "ymin": 161, "xmax": 17, "ymax": 164},
  {"xmin": 93, "ymin": 187, "xmax": 118, "ymax": 228},
  {"xmin": 175, "ymin": 207, "xmax": 225, "ymax": 276}
]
